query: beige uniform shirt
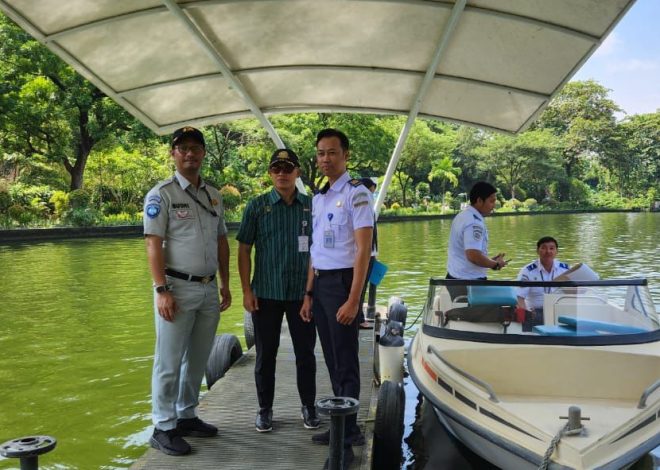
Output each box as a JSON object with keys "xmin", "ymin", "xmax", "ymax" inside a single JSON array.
[{"xmin": 143, "ymin": 171, "xmax": 227, "ymax": 277}]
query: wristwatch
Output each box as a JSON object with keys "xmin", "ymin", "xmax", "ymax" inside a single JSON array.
[
  {"xmin": 305, "ymin": 290, "xmax": 314, "ymax": 297},
  {"xmin": 491, "ymin": 260, "xmax": 501, "ymax": 271},
  {"xmin": 154, "ymin": 284, "xmax": 173, "ymax": 293}
]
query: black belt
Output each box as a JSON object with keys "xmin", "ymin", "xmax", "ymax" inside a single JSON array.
[
  {"xmin": 314, "ymin": 267, "xmax": 353, "ymax": 277},
  {"xmin": 166, "ymin": 268, "xmax": 215, "ymax": 284}
]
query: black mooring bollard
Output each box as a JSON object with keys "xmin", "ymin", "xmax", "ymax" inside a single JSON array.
[
  {"xmin": 316, "ymin": 397, "xmax": 359, "ymax": 470},
  {"xmin": 0, "ymin": 436, "xmax": 57, "ymax": 470}
]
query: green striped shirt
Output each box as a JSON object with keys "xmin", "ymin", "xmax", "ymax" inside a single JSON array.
[{"xmin": 236, "ymin": 189, "xmax": 312, "ymax": 301}]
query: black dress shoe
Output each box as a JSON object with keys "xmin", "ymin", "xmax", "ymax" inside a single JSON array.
[
  {"xmin": 255, "ymin": 408, "xmax": 273, "ymax": 432},
  {"xmin": 301, "ymin": 405, "xmax": 321, "ymax": 429},
  {"xmin": 177, "ymin": 417, "xmax": 218, "ymax": 437},
  {"xmin": 150, "ymin": 428, "xmax": 191, "ymax": 456}
]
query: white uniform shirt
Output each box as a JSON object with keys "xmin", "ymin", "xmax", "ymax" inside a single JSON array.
[
  {"xmin": 446, "ymin": 205, "xmax": 489, "ymax": 279},
  {"xmin": 143, "ymin": 171, "xmax": 227, "ymax": 276},
  {"xmin": 310, "ymin": 172, "xmax": 374, "ymax": 270},
  {"xmin": 516, "ymin": 259, "xmax": 570, "ymax": 309}
]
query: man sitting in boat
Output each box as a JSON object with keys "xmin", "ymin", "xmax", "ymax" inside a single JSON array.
[{"xmin": 516, "ymin": 236, "xmax": 570, "ymax": 316}]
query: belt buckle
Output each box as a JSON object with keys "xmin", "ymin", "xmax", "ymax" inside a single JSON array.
[{"xmin": 201, "ymin": 276, "xmax": 211, "ymax": 284}]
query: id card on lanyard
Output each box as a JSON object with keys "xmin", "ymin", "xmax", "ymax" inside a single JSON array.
[{"xmin": 298, "ymin": 219, "xmax": 309, "ymax": 252}]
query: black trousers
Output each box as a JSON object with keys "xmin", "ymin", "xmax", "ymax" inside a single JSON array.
[
  {"xmin": 313, "ymin": 269, "xmax": 360, "ymax": 431},
  {"xmin": 445, "ymin": 272, "xmax": 487, "ymax": 301},
  {"xmin": 252, "ymin": 298, "xmax": 317, "ymax": 410}
]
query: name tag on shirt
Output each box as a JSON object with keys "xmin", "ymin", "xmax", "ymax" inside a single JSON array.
[
  {"xmin": 298, "ymin": 235, "xmax": 309, "ymax": 252},
  {"xmin": 323, "ymin": 230, "xmax": 334, "ymax": 248}
]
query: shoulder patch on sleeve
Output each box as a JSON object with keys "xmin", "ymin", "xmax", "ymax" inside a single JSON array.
[
  {"xmin": 526, "ymin": 263, "xmax": 537, "ymax": 271},
  {"xmin": 472, "ymin": 225, "xmax": 483, "ymax": 241},
  {"xmin": 145, "ymin": 203, "xmax": 161, "ymax": 219},
  {"xmin": 559, "ymin": 262, "xmax": 569, "ymax": 269}
]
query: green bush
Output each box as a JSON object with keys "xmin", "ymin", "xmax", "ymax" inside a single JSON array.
[
  {"xmin": 49, "ymin": 190, "xmax": 70, "ymax": 218},
  {"xmin": 101, "ymin": 212, "xmax": 142, "ymax": 225},
  {"xmin": 0, "ymin": 188, "xmax": 12, "ymax": 212},
  {"xmin": 63, "ymin": 207, "xmax": 100, "ymax": 227},
  {"xmin": 8, "ymin": 183, "xmax": 53, "ymax": 208},
  {"xmin": 8, "ymin": 204, "xmax": 36, "ymax": 226},
  {"xmin": 219, "ymin": 185, "xmax": 241, "ymax": 211},
  {"xmin": 390, "ymin": 202, "xmax": 401, "ymax": 210},
  {"xmin": 502, "ymin": 198, "xmax": 522, "ymax": 211},
  {"xmin": 69, "ymin": 189, "xmax": 92, "ymax": 209},
  {"xmin": 29, "ymin": 197, "xmax": 50, "ymax": 217},
  {"xmin": 522, "ymin": 198, "xmax": 538, "ymax": 211}
]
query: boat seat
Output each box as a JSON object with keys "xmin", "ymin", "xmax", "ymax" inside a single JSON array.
[
  {"xmin": 444, "ymin": 305, "xmax": 512, "ymax": 323},
  {"xmin": 557, "ymin": 316, "xmax": 649, "ymax": 334},
  {"xmin": 532, "ymin": 325, "xmax": 593, "ymax": 336},
  {"xmin": 534, "ymin": 318, "xmax": 648, "ymax": 336},
  {"xmin": 467, "ymin": 286, "xmax": 517, "ymax": 306}
]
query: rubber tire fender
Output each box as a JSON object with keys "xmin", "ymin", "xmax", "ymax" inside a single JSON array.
[
  {"xmin": 372, "ymin": 380, "xmax": 405, "ymax": 470},
  {"xmin": 205, "ymin": 334, "xmax": 242, "ymax": 389},
  {"xmin": 243, "ymin": 310, "xmax": 255, "ymax": 350}
]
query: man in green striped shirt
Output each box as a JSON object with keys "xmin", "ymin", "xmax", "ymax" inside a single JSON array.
[{"xmin": 237, "ymin": 148, "xmax": 319, "ymax": 433}]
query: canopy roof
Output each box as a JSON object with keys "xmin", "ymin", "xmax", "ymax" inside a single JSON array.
[{"xmin": 1, "ymin": 0, "xmax": 635, "ymax": 137}]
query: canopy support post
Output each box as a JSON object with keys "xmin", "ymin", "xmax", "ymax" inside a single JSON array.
[{"xmin": 374, "ymin": 0, "xmax": 467, "ymax": 218}]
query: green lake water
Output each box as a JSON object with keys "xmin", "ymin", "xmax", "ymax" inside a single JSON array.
[{"xmin": 0, "ymin": 212, "xmax": 658, "ymax": 469}]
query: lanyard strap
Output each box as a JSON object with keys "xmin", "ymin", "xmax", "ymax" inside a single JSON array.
[
  {"xmin": 173, "ymin": 176, "xmax": 218, "ymax": 217},
  {"xmin": 540, "ymin": 267, "xmax": 555, "ymax": 293}
]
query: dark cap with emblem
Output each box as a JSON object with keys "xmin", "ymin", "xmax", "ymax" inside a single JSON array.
[
  {"xmin": 269, "ymin": 148, "xmax": 300, "ymax": 168},
  {"xmin": 171, "ymin": 126, "xmax": 205, "ymax": 148}
]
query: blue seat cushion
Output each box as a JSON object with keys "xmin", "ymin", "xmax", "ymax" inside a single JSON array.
[
  {"xmin": 557, "ymin": 316, "xmax": 647, "ymax": 335},
  {"xmin": 533, "ymin": 325, "xmax": 593, "ymax": 336},
  {"xmin": 467, "ymin": 286, "xmax": 517, "ymax": 306}
]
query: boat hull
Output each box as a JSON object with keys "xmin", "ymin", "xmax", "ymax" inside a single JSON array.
[{"xmin": 408, "ymin": 331, "xmax": 660, "ymax": 470}]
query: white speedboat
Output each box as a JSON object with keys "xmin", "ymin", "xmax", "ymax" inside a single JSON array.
[{"xmin": 408, "ymin": 278, "xmax": 660, "ymax": 469}]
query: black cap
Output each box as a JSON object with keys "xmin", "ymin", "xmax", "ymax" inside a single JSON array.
[
  {"xmin": 269, "ymin": 148, "xmax": 300, "ymax": 168},
  {"xmin": 171, "ymin": 126, "xmax": 205, "ymax": 148},
  {"xmin": 359, "ymin": 177, "xmax": 377, "ymax": 190}
]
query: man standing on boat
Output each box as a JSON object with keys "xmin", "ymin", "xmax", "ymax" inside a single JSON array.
[
  {"xmin": 143, "ymin": 126, "xmax": 231, "ymax": 456},
  {"xmin": 446, "ymin": 181, "xmax": 508, "ymax": 297},
  {"xmin": 516, "ymin": 236, "xmax": 570, "ymax": 314},
  {"xmin": 237, "ymin": 148, "xmax": 319, "ymax": 434},
  {"xmin": 300, "ymin": 128, "xmax": 374, "ymax": 464}
]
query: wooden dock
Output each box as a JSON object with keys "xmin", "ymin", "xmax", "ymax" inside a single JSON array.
[{"xmin": 130, "ymin": 326, "xmax": 377, "ymax": 470}]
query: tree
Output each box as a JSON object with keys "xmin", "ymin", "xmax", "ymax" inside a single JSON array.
[
  {"xmin": 533, "ymin": 80, "xmax": 621, "ymax": 198},
  {"xmin": 428, "ymin": 155, "xmax": 460, "ymax": 196},
  {"xmin": 476, "ymin": 130, "xmax": 563, "ymax": 201},
  {"xmin": 0, "ymin": 13, "xmax": 148, "ymax": 191},
  {"xmin": 616, "ymin": 112, "xmax": 660, "ymax": 198}
]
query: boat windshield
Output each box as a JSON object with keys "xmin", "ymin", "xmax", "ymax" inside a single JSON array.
[{"xmin": 422, "ymin": 279, "xmax": 659, "ymax": 341}]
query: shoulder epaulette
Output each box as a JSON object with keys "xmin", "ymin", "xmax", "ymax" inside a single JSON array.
[
  {"xmin": 472, "ymin": 214, "xmax": 482, "ymax": 221},
  {"xmin": 156, "ymin": 177, "xmax": 176, "ymax": 190},
  {"xmin": 559, "ymin": 262, "xmax": 569, "ymax": 269},
  {"xmin": 526, "ymin": 263, "xmax": 537, "ymax": 271},
  {"xmin": 348, "ymin": 178, "xmax": 363, "ymax": 187}
]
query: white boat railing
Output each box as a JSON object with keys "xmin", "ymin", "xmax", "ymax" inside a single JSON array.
[
  {"xmin": 637, "ymin": 379, "xmax": 660, "ymax": 409},
  {"xmin": 427, "ymin": 344, "xmax": 500, "ymax": 403}
]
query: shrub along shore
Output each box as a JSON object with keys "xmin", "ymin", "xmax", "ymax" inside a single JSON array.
[{"xmin": 0, "ymin": 208, "xmax": 645, "ymax": 243}]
